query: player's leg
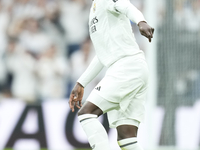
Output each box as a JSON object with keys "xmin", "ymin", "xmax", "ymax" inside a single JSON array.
[
  {"xmin": 77, "ymin": 93, "xmax": 118, "ymax": 150},
  {"xmin": 78, "ymin": 101, "xmax": 103, "ymax": 117},
  {"xmin": 78, "ymin": 101, "xmax": 110, "ymax": 150},
  {"xmin": 117, "ymin": 124, "xmax": 138, "ymax": 140},
  {"xmin": 108, "ymin": 82, "xmax": 147, "ymax": 150},
  {"xmin": 117, "ymin": 125, "xmax": 143, "ymax": 150}
]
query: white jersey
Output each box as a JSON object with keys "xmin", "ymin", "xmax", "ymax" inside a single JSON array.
[
  {"xmin": 89, "ymin": 0, "xmax": 142, "ymax": 67},
  {"xmin": 77, "ymin": 0, "xmax": 146, "ymax": 87}
]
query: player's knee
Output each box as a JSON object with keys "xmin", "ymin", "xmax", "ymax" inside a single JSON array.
[
  {"xmin": 118, "ymin": 132, "xmax": 137, "ymax": 141},
  {"xmin": 117, "ymin": 125, "xmax": 138, "ymax": 141},
  {"xmin": 77, "ymin": 101, "xmax": 103, "ymax": 116},
  {"xmin": 78, "ymin": 108, "xmax": 103, "ymax": 116},
  {"xmin": 77, "ymin": 108, "xmax": 87, "ymax": 116}
]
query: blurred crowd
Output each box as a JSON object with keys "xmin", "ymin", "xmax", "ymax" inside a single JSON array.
[
  {"xmin": 172, "ymin": 0, "xmax": 200, "ymax": 100},
  {"xmin": 0, "ymin": 0, "xmax": 94, "ymax": 102},
  {"xmin": 0, "ymin": 0, "xmax": 148, "ymax": 103},
  {"xmin": 173, "ymin": 0, "xmax": 200, "ymax": 32}
]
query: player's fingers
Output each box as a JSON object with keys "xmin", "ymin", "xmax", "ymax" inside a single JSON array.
[
  {"xmin": 69, "ymin": 100, "xmax": 75, "ymax": 112},
  {"xmin": 149, "ymin": 29, "xmax": 154, "ymax": 38},
  {"xmin": 69, "ymin": 94, "xmax": 73, "ymax": 105},
  {"xmin": 144, "ymin": 30, "xmax": 151, "ymax": 37},
  {"xmin": 152, "ymin": 28, "xmax": 155, "ymax": 35},
  {"xmin": 148, "ymin": 29, "xmax": 154, "ymax": 42},
  {"xmin": 145, "ymin": 32, "xmax": 151, "ymax": 42},
  {"xmin": 78, "ymin": 100, "xmax": 83, "ymax": 108},
  {"xmin": 69, "ymin": 93, "xmax": 74, "ymax": 100},
  {"xmin": 148, "ymin": 37, "xmax": 151, "ymax": 42},
  {"xmin": 141, "ymin": 30, "xmax": 152, "ymax": 42},
  {"xmin": 147, "ymin": 28, "xmax": 153, "ymax": 37},
  {"xmin": 80, "ymin": 101, "xmax": 82, "ymax": 107},
  {"xmin": 75, "ymin": 101, "xmax": 81, "ymax": 109},
  {"xmin": 141, "ymin": 31, "xmax": 148, "ymax": 39}
]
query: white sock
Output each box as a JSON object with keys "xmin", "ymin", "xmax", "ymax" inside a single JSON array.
[
  {"xmin": 118, "ymin": 137, "xmax": 143, "ymax": 150},
  {"xmin": 78, "ymin": 114, "xmax": 111, "ymax": 150}
]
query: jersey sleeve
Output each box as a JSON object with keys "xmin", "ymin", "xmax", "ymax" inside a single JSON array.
[
  {"xmin": 107, "ymin": 0, "xmax": 146, "ymax": 24},
  {"xmin": 77, "ymin": 56, "xmax": 104, "ymax": 87}
]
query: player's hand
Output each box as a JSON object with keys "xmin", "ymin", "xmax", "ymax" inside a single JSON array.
[
  {"xmin": 69, "ymin": 82, "xmax": 84, "ymax": 112},
  {"xmin": 138, "ymin": 21, "xmax": 154, "ymax": 42}
]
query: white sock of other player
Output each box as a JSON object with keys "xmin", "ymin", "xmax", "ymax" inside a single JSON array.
[
  {"xmin": 78, "ymin": 114, "xmax": 111, "ymax": 150},
  {"xmin": 118, "ymin": 137, "xmax": 143, "ymax": 150}
]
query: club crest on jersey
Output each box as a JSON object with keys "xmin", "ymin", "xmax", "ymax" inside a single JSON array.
[
  {"xmin": 93, "ymin": 3, "xmax": 96, "ymax": 12},
  {"xmin": 90, "ymin": 16, "xmax": 98, "ymax": 33},
  {"xmin": 95, "ymin": 86, "xmax": 101, "ymax": 91}
]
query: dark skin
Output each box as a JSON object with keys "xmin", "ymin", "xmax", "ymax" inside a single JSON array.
[
  {"xmin": 138, "ymin": 21, "xmax": 154, "ymax": 42},
  {"xmin": 69, "ymin": 21, "xmax": 154, "ymax": 141}
]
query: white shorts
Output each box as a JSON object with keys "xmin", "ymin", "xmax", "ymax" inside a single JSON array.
[{"xmin": 87, "ymin": 53, "xmax": 149, "ymax": 128}]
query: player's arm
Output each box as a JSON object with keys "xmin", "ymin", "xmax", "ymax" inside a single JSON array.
[
  {"xmin": 110, "ymin": 0, "xmax": 154, "ymax": 42},
  {"xmin": 69, "ymin": 56, "xmax": 104, "ymax": 112}
]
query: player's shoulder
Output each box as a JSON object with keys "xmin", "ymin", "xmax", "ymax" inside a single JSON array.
[{"xmin": 106, "ymin": 0, "xmax": 121, "ymax": 15}]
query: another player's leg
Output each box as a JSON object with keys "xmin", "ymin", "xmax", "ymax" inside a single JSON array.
[
  {"xmin": 117, "ymin": 125, "xmax": 143, "ymax": 150},
  {"xmin": 77, "ymin": 101, "xmax": 111, "ymax": 150}
]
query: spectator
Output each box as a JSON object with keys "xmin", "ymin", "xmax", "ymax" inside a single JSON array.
[
  {"xmin": 12, "ymin": 0, "xmax": 45, "ymax": 20},
  {"xmin": 173, "ymin": 0, "xmax": 186, "ymax": 29},
  {"xmin": 173, "ymin": 0, "xmax": 200, "ymax": 32},
  {"xmin": 4, "ymin": 39, "xmax": 37, "ymax": 103},
  {"xmin": 0, "ymin": 1, "xmax": 10, "ymax": 93},
  {"xmin": 36, "ymin": 45, "xmax": 69, "ymax": 99},
  {"xmin": 59, "ymin": 0, "xmax": 89, "ymax": 57},
  {"xmin": 184, "ymin": 0, "xmax": 200, "ymax": 32},
  {"xmin": 0, "ymin": 1, "xmax": 11, "ymax": 54},
  {"xmin": 19, "ymin": 18, "xmax": 51, "ymax": 58},
  {"xmin": 40, "ymin": 1, "xmax": 65, "ymax": 55}
]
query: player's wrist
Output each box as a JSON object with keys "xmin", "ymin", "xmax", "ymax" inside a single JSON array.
[
  {"xmin": 137, "ymin": 21, "xmax": 147, "ymax": 26},
  {"xmin": 77, "ymin": 82, "xmax": 84, "ymax": 88}
]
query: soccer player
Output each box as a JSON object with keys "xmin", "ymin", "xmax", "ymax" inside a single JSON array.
[{"xmin": 69, "ymin": 0, "xmax": 154, "ymax": 149}]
